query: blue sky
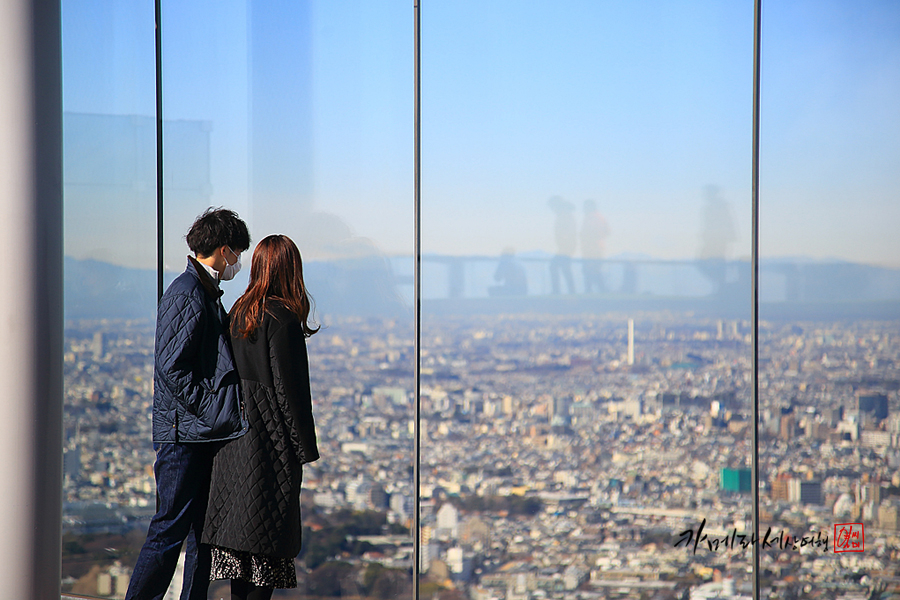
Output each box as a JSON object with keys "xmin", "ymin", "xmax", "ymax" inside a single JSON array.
[{"xmin": 63, "ymin": 0, "xmax": 900, "ymax": 269}]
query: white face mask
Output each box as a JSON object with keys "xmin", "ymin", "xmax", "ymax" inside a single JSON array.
[{"xmin": 220, "ymin": 247, "xmax": 242, "ymax": 281}]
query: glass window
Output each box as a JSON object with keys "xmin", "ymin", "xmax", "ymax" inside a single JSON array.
[
  {"xmin": 61, "ymin": 0, "xmax": 158, "ymax": 595},
  {"xmin": 759, "ymin": 2, "xmax": 900, "ymax": 596},
  {"xmin": 161, "ymin": 1, "xmax": 413, "ymax": 598},
  {"xmin": 422, "ymin": 2, "xmax": 755, "ymax": 597}
]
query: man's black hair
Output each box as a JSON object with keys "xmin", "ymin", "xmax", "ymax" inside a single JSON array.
[{"xmin": 185, "ymin": 208, "xmax": 251, "ymax": 257}]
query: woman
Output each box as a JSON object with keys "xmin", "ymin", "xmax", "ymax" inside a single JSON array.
[{"xmin": 203, "ymin": 234, "xmax": 320, "ymax": 600}]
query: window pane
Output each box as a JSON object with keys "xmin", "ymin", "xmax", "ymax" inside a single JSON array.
[
  {"xmin": 759, "ymin": 3, "xmax": 900, "ymax": 596},
  {"xmin": 161, "ymin": 1, "xmax": 413, "ymax": 598},
  {"xmin": 423, "ymin": 2, "xmax": 755, "ymax": 598},
  {"xmin": 61, "ymin": 0, "xmax": 157, "ymax": 595}
]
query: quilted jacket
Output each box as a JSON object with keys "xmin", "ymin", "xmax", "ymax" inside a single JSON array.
[
  {"xmin": 152, "ymin": 258, "xmax": 248, "ymax": 443},
  {"xmin": 202, "ymin": 300, "xmax": 319, "ymax": 558}
]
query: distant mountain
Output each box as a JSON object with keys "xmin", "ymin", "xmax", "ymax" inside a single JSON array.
[
  {"xmin": 64, "ymin": 255, "xmax": 410, "ymax": 321},
  {"xmin": 64, "ymin": 257, "xmax": 157, "ymax": 320},
  {"xmin": 64, "ymin": 255, "xmax": 900, "ymax": 321}
]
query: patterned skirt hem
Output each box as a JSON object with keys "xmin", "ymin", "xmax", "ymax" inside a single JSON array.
[{"xmin": 210, "ymin": 545, "xmax": 297, "ymax": 589}]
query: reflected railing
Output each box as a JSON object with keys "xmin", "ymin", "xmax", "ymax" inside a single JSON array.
[{"xmin": 403, "ymin": 255, "xmax": 899, "ymax": 306}]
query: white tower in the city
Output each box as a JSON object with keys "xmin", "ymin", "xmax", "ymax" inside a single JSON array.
[{"xmin": 627, "ymin": 318, "xmax": 635, "ymax": 365}]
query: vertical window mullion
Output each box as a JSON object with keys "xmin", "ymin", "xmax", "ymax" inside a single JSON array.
[
  {"xmin": 751, "ymin": 1, "xmax": 762, "ymax": 598},
  {"xmin": 413, "ymin": 2, "xmax": 422, "ymax": 600}
]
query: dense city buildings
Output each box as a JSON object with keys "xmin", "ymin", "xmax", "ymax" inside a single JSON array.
[{"xmin": 61, "ymin": 311, "xmax": 900, "ymax": 599}]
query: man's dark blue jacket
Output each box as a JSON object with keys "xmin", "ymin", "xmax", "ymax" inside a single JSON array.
[{"xmin": 153, "ymin": 257, "xmax": 248, "ymax": 443}]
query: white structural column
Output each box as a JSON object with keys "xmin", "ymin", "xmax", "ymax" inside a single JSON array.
[{"xmin": 0, "ymin": 0, "xmax": 63, "ymax": 597}]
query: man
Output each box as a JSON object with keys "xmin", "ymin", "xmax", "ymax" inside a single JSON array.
[
  {"xmin": 548, "ymin": 196, "xmax": 577, "ymax": 295},
  {"xmin": 581, "ymin": 199, "xmax": 609, "ymax": 293},
  {"xmin": 126, "ymin": 208, "xmax": 251, "ymax": 600}
]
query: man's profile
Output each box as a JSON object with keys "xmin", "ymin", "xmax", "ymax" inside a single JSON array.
[{"xmin": 125, "ymin": 208, "xmax": 250, "ymax": 600}]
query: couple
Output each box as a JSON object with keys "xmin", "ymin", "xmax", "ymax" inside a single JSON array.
[{"xmin": 126, "ymin": 208, "xmax": 320, "ymax": 600}]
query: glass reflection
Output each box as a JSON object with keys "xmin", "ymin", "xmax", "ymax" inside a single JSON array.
[
  {"xmin": 423, "ymin": 1, "xmax": 754, "ymax": 598},
  {"xmin": 759, "ymin": 2, "xmax": 900, "ymax": 598},
  {"xmin": 61, "ymin": 0, "xmax": 157, "ymax": 595},
  {"xmin": 160, "ymin": 1, "xmax": 412, "ymax": 598}
]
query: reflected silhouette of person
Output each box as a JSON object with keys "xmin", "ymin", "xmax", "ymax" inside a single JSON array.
[
  {"xmin": 489, "ymin": 247, "xmax": 527, "ymax": 296},
  {"xmin": 697, "ymin": 185, "xmax": 736, "ymax": 294},
  {"xmin": 548, "ymin": 196, "xmax": 576, "ymax": 294},
  {"xmin": 581, "ymin": 199, "xmax": 609, "ymax": 293}
]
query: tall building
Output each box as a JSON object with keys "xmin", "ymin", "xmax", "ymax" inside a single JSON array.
[
  {"xmin": 627, "ymin": 318, "xmax": 635, "ymax": 365},
  {"xmin": 368, "ymin": 483, "xmax": 389, "ymax": 511},
  {"xmin": 787, "ymin": 479, "xmax": 823, "ymax": 506},
  {"xmin": 858, "ymin": 391, "xmax": 889, "ymax": 422},
  {"xmin": 446, "ymin": 546, "xmax": 465, "ymax": 574},
  {"xmin": 823, "ymin": 406, "xmax": 844, "ymax": 427},
  {"xmin": 436, "ymin": 503, "xmax": 460, "ymax": 540},
  {"xmin": 869, "ymin": 482, "xmax": 882, "ymax": 506},
  {"xmin": 721, "ymin": 468, "xmax": 751, "ymax": 493},
  {"xmin": 878, "ymin": 503, "xmax": 900, "ymax": 531},
  {"xmin": 771, "ymin": 475, "xmax": 790, "ymax": 502},
  {"xmin": 63, "ymin": 446, "xmax": 81, "ymax": 482},
  {"xmin": 91, "ymin": 331, "xmax": 105, "ymax": 361},
  {"xmin": 420, "ymin": 526, "xmax": 434, "ymax": 570},
  {"xmin": 779, "ymin": 414, "xmax": 795, "ymax": 441},
  {"xmin": 549, "ymin": 395, "xmax": 571, "ymax": 419}
]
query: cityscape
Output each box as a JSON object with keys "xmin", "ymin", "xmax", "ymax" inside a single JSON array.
[
  {"xmin": 49, "ymin": 2, "xmax": 900, "ymax": 598},
  {"xmin": 60, "ymin": 306, "xmax": 900, "ymax": 599}
]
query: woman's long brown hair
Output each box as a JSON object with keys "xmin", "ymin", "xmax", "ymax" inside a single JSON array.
[{"xmin": 230, "ymin": 234, "xmax": 319, "ymax": 338}]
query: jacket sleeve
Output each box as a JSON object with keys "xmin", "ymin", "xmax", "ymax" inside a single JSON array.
[
  {"xmin": 270, "ymin": 319, "xmax": 319, "ymax": 464},
  {"xmin": 155, "ymin": 292, "xmax": 206, "ymax": 413}
]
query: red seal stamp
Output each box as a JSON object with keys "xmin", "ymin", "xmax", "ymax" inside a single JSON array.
[{"xmin": 834, "ymin": 523, "xmax": 864, "ymax": 553}]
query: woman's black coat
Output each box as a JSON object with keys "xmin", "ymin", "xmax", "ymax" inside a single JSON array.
[{"xmin": 202, "ymin": 301, "xmax": 319, "ymax": 558}]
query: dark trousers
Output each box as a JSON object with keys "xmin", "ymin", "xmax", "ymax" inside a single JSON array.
[
  {"xmin": 550, "ymin": 254, "xmax": 575, "ymax": 294},
  {"xmin": 125, "ymin": 442, "xmax": 216, "ymax": 600}
]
